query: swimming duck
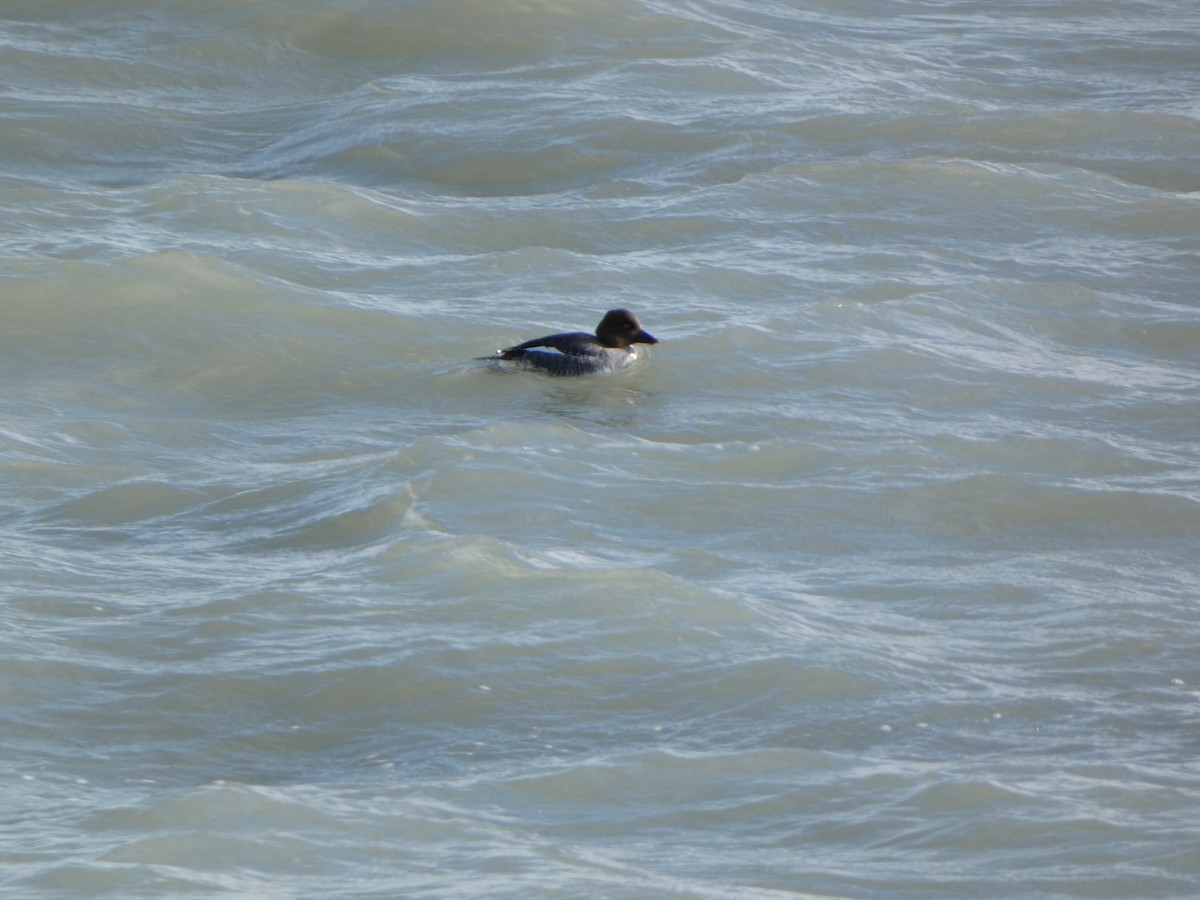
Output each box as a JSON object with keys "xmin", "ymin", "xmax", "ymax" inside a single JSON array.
[{"xmin": 495, "ymin": 309, "xmax": 658, "ymax": 376}]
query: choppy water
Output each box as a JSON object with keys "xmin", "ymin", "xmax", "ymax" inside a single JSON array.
[{"xmin": 3, "ymin": 1, "xmax": 1200, "ymax": 897}]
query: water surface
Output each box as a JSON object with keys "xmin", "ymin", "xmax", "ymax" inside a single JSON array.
[{"xmin": 3, "ymin": 1, "xmax": 1199, "ymax": 896}]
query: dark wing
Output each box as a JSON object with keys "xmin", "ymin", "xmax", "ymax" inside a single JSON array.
[{"xmin": 499, "ymin": 331, "xmax": 601, "ymax": 359}]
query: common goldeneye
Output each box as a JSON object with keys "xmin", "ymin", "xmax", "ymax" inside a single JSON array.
[{"xmin": 494, "ymin": 309, "xmax": 658, "ymax": 376}]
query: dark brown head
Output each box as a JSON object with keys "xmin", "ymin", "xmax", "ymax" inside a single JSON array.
[{"xmin": 595, "ymin": 309, "xmax": 658, "ymax": 349}]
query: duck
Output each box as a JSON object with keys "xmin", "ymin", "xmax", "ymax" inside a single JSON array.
[{"xmin": 494, "ymin": 309, "xmax": 658, "ymax": 376}]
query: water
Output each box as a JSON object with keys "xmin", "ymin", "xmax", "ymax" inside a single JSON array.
[{"xmin": 3, "ymin": 0, "xmax": 1199, "ymax": 896}]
